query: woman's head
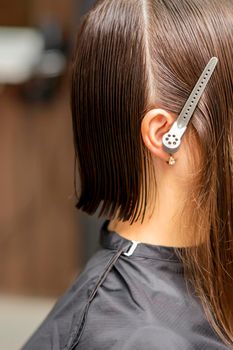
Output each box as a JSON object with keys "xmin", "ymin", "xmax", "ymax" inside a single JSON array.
[
  {"xmin": 71, "ymin": 0, "xmax": 233, "ymax": 346},
  {"xmin": 71, "ymin": 0, "xmax": 231, "ymax": 222}
]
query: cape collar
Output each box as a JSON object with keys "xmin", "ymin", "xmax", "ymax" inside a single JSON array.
[{"xmin": 99, "ymin": 219, "xmax": 184, "ymax": 263}]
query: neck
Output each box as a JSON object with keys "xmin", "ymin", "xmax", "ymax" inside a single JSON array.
[{"xmin": 107, "ymin": 177, "xmax": 196, "ymax": 248}]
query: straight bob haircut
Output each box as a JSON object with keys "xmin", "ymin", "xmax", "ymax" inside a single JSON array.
[{"xmin": 71, "ymin": 0, "xmax": 233, "ymax": 347}]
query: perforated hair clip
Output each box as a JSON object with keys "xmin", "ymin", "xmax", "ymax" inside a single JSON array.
[{"xmin": 162, "ymin": 57, "xmax": 218, "ymax": 165}]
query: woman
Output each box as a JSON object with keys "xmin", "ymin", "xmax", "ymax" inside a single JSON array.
[{"xmin": 22, "ymin": 0, "xmax": 233, "ymax": 349}]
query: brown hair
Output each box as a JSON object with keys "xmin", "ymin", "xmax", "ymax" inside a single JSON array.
[{"xmin": 71, "ymin": 0, "xmax": 233, "ymax": 347}]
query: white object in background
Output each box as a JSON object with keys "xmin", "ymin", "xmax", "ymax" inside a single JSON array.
[
  {"xmin": 0, "ymin": 27, "xmax": 44, "ymax": 84},
  {"xmin": 37, "ymin": 49, "xmax": 66, "ymax": 78}
]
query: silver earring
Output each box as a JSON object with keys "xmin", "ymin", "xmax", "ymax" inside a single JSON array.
[{"xmin": 166, "ymin": 155, "xmax": 176, "ymax": 165}]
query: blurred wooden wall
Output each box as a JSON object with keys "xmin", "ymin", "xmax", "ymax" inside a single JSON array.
[
  {"xmin": 0, "ymin": 0, "xmax": 85, "ymax": 297},
  {"xmin": 0, "ymin": 0, "xmax": 75, "ymax": 29},
  {"xmin": 0, "ymin": 79, "xmax": 83, "ymax": 297},
  {"xmin": 0, "ymin": 0, "xmax": 31, "ymax": 26},
  {"xmin": 31, "ymin": 0, "xmax": 74, "ymax": 30}
]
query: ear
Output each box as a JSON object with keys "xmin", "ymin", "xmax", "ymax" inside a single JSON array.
[{"xmin": 141, "ymin": 108, "xmax": 176, "ymax": 162}]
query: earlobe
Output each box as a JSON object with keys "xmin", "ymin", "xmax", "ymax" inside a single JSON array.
[{"xmin": 141, "ymin": 108, "xmax": 175, "ymax": 161}]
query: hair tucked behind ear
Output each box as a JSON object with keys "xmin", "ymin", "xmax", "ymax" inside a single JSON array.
[{"xmin": 71, "ymin": 0, "xmax": 233, "ymax": 347}]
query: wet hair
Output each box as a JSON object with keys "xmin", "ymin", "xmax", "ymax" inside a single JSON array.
[{"xmin": 71, "ymin": 0, "xmax": 233, "ymax": 346}]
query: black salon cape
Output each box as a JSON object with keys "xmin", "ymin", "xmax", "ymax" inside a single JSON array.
[{"xmin": 21, "ymin": 219, "xmax": 229, "ymax": 350}]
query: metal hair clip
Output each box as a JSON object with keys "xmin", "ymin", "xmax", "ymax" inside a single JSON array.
[{"xmin": 163, "ymin": 57, "xmax": 218, "ymax": 165}]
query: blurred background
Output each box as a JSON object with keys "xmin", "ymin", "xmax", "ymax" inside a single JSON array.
[{"xmin": 0, "ymin": 1, "xmax": 102, "ymax": 349}]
